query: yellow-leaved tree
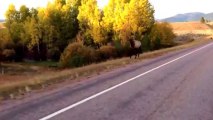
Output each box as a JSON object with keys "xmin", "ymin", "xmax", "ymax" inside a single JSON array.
[
  {"xmin": 102, "ymin": 0, "xmax": 117, "ymax": 43},
  {"xmin": 78, "ymin": 0, "xmax": 104, "ymax": 45},
  {"xmin": 103, "ymin": 0, "xmax": 154, "ymax": 45},
  {"xmin": 149, "ymin": 22, "xmax": 175, "ymax": 50},
  {"xmin": 126, "ymin": 0, "xmax": 154, "ymax": 36}
]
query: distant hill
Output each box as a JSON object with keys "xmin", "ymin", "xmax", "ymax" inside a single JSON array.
[
  {"xmin": 0, "ymin": 19, "xmax": 5, "ymax": 22},
  {"xmin": 161, "ymin": 12, "xmax": 213, "ymax": 22},
  {"xmin": 205, "ymin": 13, "xmax": 213, "ymax": 20}
]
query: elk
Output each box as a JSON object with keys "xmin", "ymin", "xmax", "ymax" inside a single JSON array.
[{"xmin": 129, "ymin": 39, "xmax": 142, "ymax": 59}]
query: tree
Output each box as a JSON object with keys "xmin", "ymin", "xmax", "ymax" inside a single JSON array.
[
  {"xmin": 5, "ymin": 4, "xmax": 18, "ymax": 23},
  {"xmin": 30, "ymin": 8, "xmax": 38, "ymax": 19},
  {"xmin": 149, "ymin": 22, "xmax": 175, "ymax": 49},
  {"xmin": 102, "ymin": 0, "xmax": 119, "ymax": 41},
  {"xmin": 19, "ymin": 5, "xmax": 31, "ymax": 22},
  {"xmin": 0, "ymin": 29, "xmax": 13, "ymax": 50},
  {"xmin": 5, "ymin": 4, "xmax": 20, "ymax": 42},
  {"xmin": 5, "ymin": 4, "xmax": 31, "ymax": 61},
  {"xmin": 4, "ymin": 0, "xmax": 82, "ymax": 61},
  {"xmin": 117, "ymin": 0, "xmax": 154, "ymax": 44},
  {"xmin": 102, "ymin": 0, "xmax": 116, "ymax": 32},
  {"xmin": 78, "ymin": 0, "xmax": 105, "ymax": 45},
  {"xmin": 3, "ymin": 0, "xmax": 160, "ymax": 63},
  {"xmin": 200, "ymin": 17, "xmax": 206, "ymax": 23},
  {"xmin": 103, "ymin": 0, "xmax": 154, "ymax": 45},
  {"xmin": 32, "ymin": 0, "xmax": 81, "ymax": 60},
  {"xmin": 127, "ymin": 0, "xmax": 154, "ymax": 35},
  {"xmin": 5, "ymin": 5, "xmax": 30, "ymax": 43},
  {"xmin": 0, "ymin": 29, "xmax": 14, "ymax": 63}
]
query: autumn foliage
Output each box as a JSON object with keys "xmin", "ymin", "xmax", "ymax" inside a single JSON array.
[{"xmin": 1, "ymin": 0, "xmax": 175, "ymax": 67}]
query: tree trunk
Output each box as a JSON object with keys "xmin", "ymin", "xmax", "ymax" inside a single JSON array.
[
  {"xmin": 37, "ymin": 43, "xmax": 41, "ymax": 61},
  {"xmin": 0, "ymin": 62, "xmax": 4, "ymax": 75}
]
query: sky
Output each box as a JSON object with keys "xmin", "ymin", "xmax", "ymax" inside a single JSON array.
[
  {"xmin": 149, "ymin": 0, "xmax": 213, "ymax": 19},
  {"xmin": 0, "ymin": 0, "xmax": 213, "ymax": 19}
]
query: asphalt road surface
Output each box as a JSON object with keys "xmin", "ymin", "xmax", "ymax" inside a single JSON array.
[{"xmin": 1, "ymin": 42, "xmax": 213, "ymax": 120}]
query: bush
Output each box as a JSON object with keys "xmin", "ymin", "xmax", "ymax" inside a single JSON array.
[
  {"xmin": 47, "ymin": 48, "xmax": 61, "ymax": 61},
  {"xmin": 113, "ymin": 40, "xmax": 127, "ymax": 57},
  {"xmin": 0, "ymin": 29, "xmax": 12, "ymax": 49},
  {"xmin": 142, "ymin": 34, "xmax": 151, "ymax": 51},
  {"xmin": 98, "ymin": 46, "xmax": 117, "ymax": 60},
  {"xmin": 2, "ymin": 49, "xmax": 16, "ymax": 61},
  {"xmin": 59, "ymin": 42, "xmax": 98, "ymax": 68},
  {"xmin": 149, "ymin": 22, "xmax": 176, "ymax": 50},
  {"xmin": 68, "ymin": 55, "xmax": 86, "ymax": 67}
]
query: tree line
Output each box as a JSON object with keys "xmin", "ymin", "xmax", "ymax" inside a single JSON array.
[{"xmin": 0, "ymin": 0, "xmax": 175, "ymax": 67}]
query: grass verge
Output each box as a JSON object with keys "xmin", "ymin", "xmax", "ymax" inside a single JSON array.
[{"xmin": 0, "ymin": 37, "xmax": 212, "ymax": 100}]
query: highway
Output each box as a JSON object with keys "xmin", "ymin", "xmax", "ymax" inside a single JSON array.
[{"xmin": 1, "ymin": 42, "xmax": 213, "ymax": 120}]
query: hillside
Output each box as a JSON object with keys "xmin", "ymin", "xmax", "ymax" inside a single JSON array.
[
  {"xmin": 205, "ymin": 13, "xmax": 213, "ymax": 20},
  {"xmin": 161, "ymin": 12, "xmax": 213, "ymax": 22},
  {"xmin": 170, "ymin": 22, "xmax": 213, "ymax": 35}
]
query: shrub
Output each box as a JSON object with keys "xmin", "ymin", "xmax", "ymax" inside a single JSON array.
[
  {"xmin": 149, "ymin": 22, "xmax": 176, "ymax": 50},
  {"xmin": 98, "ymin": 46, "xmax": 117, "ymax": 60},
  {"xmin": 113, "ymin": 40, "xmax": 126, "ymax": 57},
  {"xmin": 47, "ymin": 48, "xmax": 61, "ymax": 61},
  {"xmin": 0, "ymin": 29, "xmax": 12, "ymax": 50},
  {"xmin": 2, "ymin": 49, "xmax": 16, "ymax": 61},
  {"xmin": 142, "ymin": 34, "xmax": 151, "ymax": 51},
  {"xmin": 67, "ymin": 55, "xmax": 86, "ymax": 67},
  {"xmin": 59, "ymin": 42, "xmax": 98, "ymax": 68}
]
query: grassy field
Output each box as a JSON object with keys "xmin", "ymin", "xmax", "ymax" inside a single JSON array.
[
  {"xmin": 171, "ymin": 22, "xmax": 213, "ymax": 35},
  {"xmin": 0, "ymin": 22, "xmax": 5, "ymax": 29},
  {"xmin": 0, "ymin": 35, "xmax": 212, "ymax": 101},
  {"xmin": 207, "ymin": 22, "xmax": 213, "ymax": 25}
]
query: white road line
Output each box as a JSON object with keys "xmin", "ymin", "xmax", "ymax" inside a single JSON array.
[{"xmin": 40, "ymin": 42, "xmax": 213, "ymax": 120}]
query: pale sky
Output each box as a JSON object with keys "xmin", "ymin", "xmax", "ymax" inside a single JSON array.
[
  {"xmin": 149, "ymin": 0, "xmax": 213, "ymax": 19},
  {"xmin": 0, "ymin": 0, "xmax": 213, "ymax": 19}
]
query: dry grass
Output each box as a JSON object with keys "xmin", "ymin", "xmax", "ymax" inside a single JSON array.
[
  {"xmin": 0, "ymin": 22, "xmax": 5, "ymax": 29},
  {"xmin": 207, "ymin": 22, "xmax": 213, "ymax": 25},
  {"xmin": 0, "ymin": 36, "xmax": 213, "ymax": 100},
  {"xmin": 171, "ymin": 22, "xmax": 210, "ymax": 31},
  {"xmin": 171, "ymin": 22, "xmax": 213, "ymax": 35}
]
